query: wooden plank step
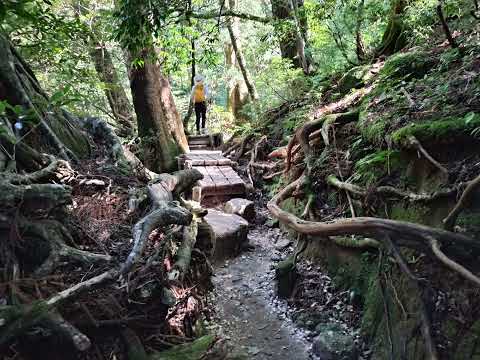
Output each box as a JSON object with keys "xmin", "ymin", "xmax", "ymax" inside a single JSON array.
[{"xmin": 189, "ymin": 144, "xmax": 210, "ymax": 150}]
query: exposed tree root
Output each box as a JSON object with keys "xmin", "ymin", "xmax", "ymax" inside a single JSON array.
[
  {"xmin": 384, "ymin": 234, "xmax": 439, "ymax": 359},
  {"xmin": 168, "ymin": 200, "xmax": 207, "ymax": 282},
  {"xmin": 267, "ymin": 174, "xmax": 480, "ymax": 284},
  {"xmin": 286, "ymin": 111, "xmax": 359, "ymax": 173},
  {"xmin": 0, "ymin": 169, "xmax": 203, "ymax": 349},
  {"xmin": 443, "ymin": 173, "xmax": 480, "ymax": 230},
  {"xmin": 407, "ymin": 136, "xmax": 448, "ymax": 176},
  {"xmin": 232, "ymin": 134, "xmax": 254, "ymax": 162},
  {"xmin": 326, "ymin": 175, "xmax": 458, "ymax": 202},
  {"xmin": 428, "ymin": 236, "xmax": 480, "ymax": 286},
  {"xmin": 247, "ymin": 135, "xmax": 267, "ymax": 185}
]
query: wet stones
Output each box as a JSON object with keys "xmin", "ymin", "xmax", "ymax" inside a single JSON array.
[
  {"xmin": 224, "ymin": 198, "xmax": 255, "ymax": 222},
  {"xmin": 203, "ymin": 209, "xmax": 249, "ymax": 262},
  {"xmin": 312, "ymin": 323, "xmax": 357, "ymax": 360}
]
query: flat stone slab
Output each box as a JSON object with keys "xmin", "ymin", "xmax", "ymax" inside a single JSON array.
[
  {"xmin": 224, "ymin": 198, "xmax": 255, "ymax": 222},
  {"xmin": 204, "ymin": 209, "xmax": 249, "ymax": 261}
]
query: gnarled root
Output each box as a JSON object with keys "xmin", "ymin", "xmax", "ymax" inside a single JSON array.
[
  {"xmin": 443, "ymin": 173, "xmax": 480, "ymax": 230},
  {"xmin": 286, "ymin": 111, "xmax": 359, "ymax": 173},
  {"xmin": 267, "ymin": 174, "xmax": 480, "ymax": 285},
  {"xmin": 326, "ymin": 175, "xmax": 458, "ymax": 202},
  {"xmin": 0, "ymin": 169, "xmax": 203, "ymax": 349},
  {"xmin": 407, "ymin": 136, "xmax": 448, "ymax": 176}
]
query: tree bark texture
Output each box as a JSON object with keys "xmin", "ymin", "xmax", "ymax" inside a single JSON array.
[
  {"xmin": 271, "ymin": 0, "xmax": 311, "ymax": 72},
  {"xmin": 128, "ymin": 49, "xmax": 189, "ymax": 173},
  {"xmin": 89, "ymin": 38, "xmax": 136, "ymax": 137}
]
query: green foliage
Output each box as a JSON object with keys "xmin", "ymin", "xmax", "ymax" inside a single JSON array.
[
  {"xmin": 352, "ymin": 150, "xmax": 402, "ymax": 185},
  {"xmin": 379, "ymin": 50, "xmax": 434, "ymax": 80}
]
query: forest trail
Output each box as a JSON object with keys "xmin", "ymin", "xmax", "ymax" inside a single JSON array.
[{"xmin": 210, "ymin": 223, "xmax": 313, "ymax": 359}]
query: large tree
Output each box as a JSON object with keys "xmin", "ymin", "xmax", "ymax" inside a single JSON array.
[
  {"xmin": 224, "ymin": 0, "xmax": 259, "ymax": 101},
  {"xmin": 128, "ymin": 49, "xmax": 189, "ymax": 172},
  {"xmin": 271, "ymin": 0, "xmax": 312, "ymax": 73},
  {"xmin": 114, "ymin": 0, "xmax": 189, "ymax": 172}
]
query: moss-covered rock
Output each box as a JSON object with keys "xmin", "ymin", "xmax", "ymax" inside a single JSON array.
[
  {"xmin": 338, "ymin": 65, "xmax": 373, "ymax": 95},
  {"xmin": 379, "ymin": 51, "xmax": 436, "ymax": 80},
  {"xmin": 275, "ymin": 255, "xmax": 297, "ymax": 298}
]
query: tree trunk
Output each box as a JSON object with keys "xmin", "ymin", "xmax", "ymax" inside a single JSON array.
[
  {"xmin": 182, "ymin": 38, "xmax": 196, "ymax": 133},
  {"xmin": 288, "ymin": 0, "xmax": 312, "ymax": 74},
  {"xmin": 355, "ymin": 0, "xmax": 367, "ymax": 61},
  {"xmin": 376, "ymin": 0, "xmax": 407, "ymax": 57},
  {"xmin": 128, "ymin": 49, "xmax": 189, "ymax": 173},
  {"xmin": 225, "ymin": 43, "xmax": 249, "ymax": 122},
  {"xmin": 271, "ymin": 0, "xmax": 312, "ymax": 72},
  {"xmin": 74, "ymin": 1, "xmax": 135, "ymax": 137},
  {"xmin": 224, "ymin": 0, "xmax": 258, "ymax": 101},
  {"xmin": 0, "ymin": 34, "xmax": 90, "ymax": 161},
  {"xmin": 89, "ymin": 38, "xmax": 136, "ymax": 137}
]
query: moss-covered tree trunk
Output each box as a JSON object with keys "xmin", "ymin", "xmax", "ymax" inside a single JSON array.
[
  {"xmin": 128, "ymin": 49, "xmax": 189, "ymax": 173},
  {"xmin": 0, "ymin": 34, "xmax": 90, "ymax": 160},
  {"xmin": 271, "ymin": 0, "xmax": 312, "ymax": 73},
  {"xmin": 89, "ymin": 37, "xmax": 136, "ymax": 137},
  {"xmin": 376, "ymin": 0, "xmax": 407, "ymax": 57}
]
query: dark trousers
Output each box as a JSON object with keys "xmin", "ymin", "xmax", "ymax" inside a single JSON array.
[{"xmin": 194, "ymin": 101, "xmax": 206, "ymax": 132}]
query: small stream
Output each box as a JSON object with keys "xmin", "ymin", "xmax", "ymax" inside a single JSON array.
[{"xmin": 209, "ymin": 223, "xmax": 315, "ymax": 359}]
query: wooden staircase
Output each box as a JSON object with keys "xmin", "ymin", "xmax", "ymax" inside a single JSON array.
[
  {"xmin": 179, "ymin": 133, "xmax": 246, "ymax": 206},
  {"xmin": 187, "ymin": 133, "xmax": 223, "ymax": 151}
]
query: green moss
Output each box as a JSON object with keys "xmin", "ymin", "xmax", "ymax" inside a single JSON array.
[
  {"xmin": 380, "ymin": 51, "xmax": 435, "ymax": 80},
  {"xmin": 337, "ymin": 65, "xmax": 372, "ymax": 95},
  {"xmin": 358, "ymin": 111, "xmax": 389, "ymax": 144},
  {"xmin": 392, "ymin": 114, "xmax": 480, "ymax": 145},
  {"xmin": 152, "ymin": 335, "xmax": 215, "ymax": 360},
  {"xmin": 276, "ymin": 255, "xmax": 297, "ymax": 298},
  {"xmin": 282, "ymin": 197, "xmax": 306, "ymax": 218},
  {"xmin": 390, "ymin": 204, "xmax": 428, "ymax": 223},
  {"xmin": 353, "ymin": 150, "xmax": 403, "ymax": 185},
  {"xmin": 361, "ymin": 275, "xmax": 384, "ymax": 341}
]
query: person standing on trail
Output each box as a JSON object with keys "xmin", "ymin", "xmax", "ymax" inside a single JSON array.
[{"xmin": 191, "ymin": 74, "xmax": 210, "ymax": 135}]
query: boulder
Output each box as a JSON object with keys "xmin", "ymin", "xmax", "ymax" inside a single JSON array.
[
  {"xmin": 203, "ymin": 209, "xmax": 249, "ymax": 262},
  {"xmin": 224, "ymin": 198, "xmax": 255, "ymax": 222},
  {"xmin": 312, "ymin": 323, "xmax": 357, "ymax": 360}
]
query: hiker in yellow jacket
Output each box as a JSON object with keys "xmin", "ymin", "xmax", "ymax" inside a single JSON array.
[{"xmin": 191, "ymin": 74, "xmax": 210, "ymax": 135}]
